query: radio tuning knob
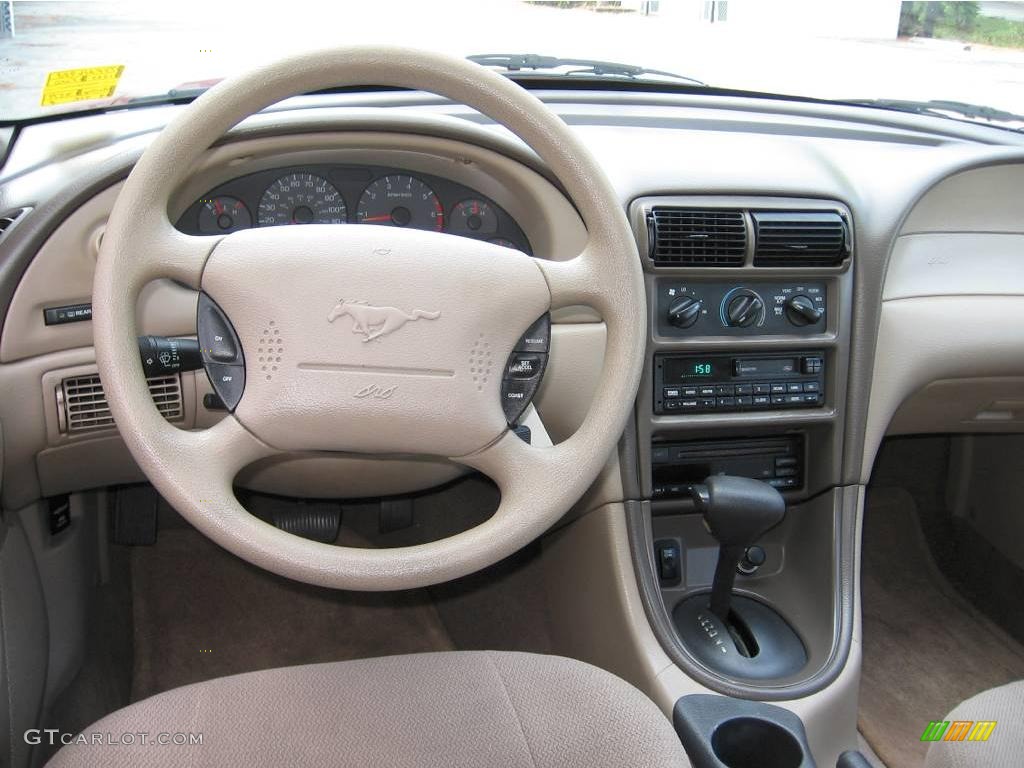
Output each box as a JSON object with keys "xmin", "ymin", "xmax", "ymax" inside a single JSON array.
[
  {"xmin": 725, "ymin": 290, "xmax": 764, "ymax": 327},
  {"xmin": 785, "ymin": 295, "xmax": 824, "ymax": 326},
  {"xmin": 667, "ymin": 295, "xmax": 703, "ymax": 329}
]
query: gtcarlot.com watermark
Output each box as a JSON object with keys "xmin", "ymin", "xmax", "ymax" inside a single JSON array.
[{"xmin": 25, "ymin": 730, "xmax": 203, "ymax": 747}]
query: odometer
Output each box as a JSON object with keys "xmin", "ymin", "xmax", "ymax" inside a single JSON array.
[
  {"xmin": 357, "ymin": 175, "xmax": 444, "ymax": 232},
  {"xmin": 257, "ymin": 173, "xmax": 347, "ymax": 226}
]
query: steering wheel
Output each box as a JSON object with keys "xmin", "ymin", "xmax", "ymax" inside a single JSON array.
[{"xmin": 93, "ymin": 47, "xmax": 645, "ymax": 590}]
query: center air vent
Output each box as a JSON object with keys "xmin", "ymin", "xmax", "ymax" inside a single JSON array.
[
  {"xmin": 647, "ymin": 208, "xmax": 746, "ymax": 267},
  {"xmin": 752, "ymin": 211, "xmax": 850, "ymax": 267},
  {"xmin": 57, "ymin": 373, "xmax": 183, "ymax": 434},
  {"xmin": 0, "ymin": 207, "xmax": 30, "ymax": 244}
]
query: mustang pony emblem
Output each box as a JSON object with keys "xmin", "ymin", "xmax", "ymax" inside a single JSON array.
[{"xmin": 327, "ymin": 299, "xmax": 440, "ymax": 342}]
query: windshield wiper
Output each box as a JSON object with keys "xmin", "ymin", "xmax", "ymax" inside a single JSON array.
[
  {"xmin": 468, "ymin": 53, "xmax": 706, "ymax": 86},
  {"xmin": 843, "ymin": 98, "xmax": 1024, "ymax": 128}
]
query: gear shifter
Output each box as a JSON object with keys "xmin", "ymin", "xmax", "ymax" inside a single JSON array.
[{"xmin": 690, "ymin": 476, "xmax": 786, "ymax": 621}]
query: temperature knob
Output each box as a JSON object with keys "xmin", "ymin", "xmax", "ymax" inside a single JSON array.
[
  {"xmin": 667, "ymin": 295, "xmax": 703, "ymax": 329},
  {"xmin": 724, "ymin": 290, "xmax": 765, "ymax": 328},
  {"xmin": 785, "ymin": 295, "xmax": 824, "ymax": 326}
]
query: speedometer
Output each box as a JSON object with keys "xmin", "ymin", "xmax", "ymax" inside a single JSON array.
[
  {"xmin": 257, "ymin": 173, "xmax": 347, "ymax": 226},
  {"xmin": 356, "ymin": 175, "xmax": 444, "ymax": 232}
]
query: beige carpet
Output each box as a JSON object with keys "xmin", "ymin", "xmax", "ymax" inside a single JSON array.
[
  {"xmin": 131, "ymin": 528, "xmax": 454, "ymax": 701},
  {"xmin": 859, "ymin": 487, "xmax": 1024, "ymax": 768}
]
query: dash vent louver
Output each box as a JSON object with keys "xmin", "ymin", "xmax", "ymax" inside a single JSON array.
[
  {"xmin": 58, "ymin": 373, "xmax": 183, "ymax": 434},
  {"xmin": 0, "ymin": 207, "xmax": 30, "ymax": 243},
  {"xmin": 752, "ymin": 211, "xmax": 850, "ymax": 267},
  {"xmin": 647, "ymin": 207, "xmax": 746, "ymax": 267}
]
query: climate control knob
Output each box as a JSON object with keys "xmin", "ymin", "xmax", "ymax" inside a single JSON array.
[
  {"xmin": 724, "ymin": 290, "xmax": 764, "ymax": 328},
  {"xmin": 785, "ymin": 295, "xmax": 824, "ymax": 326},
  {"xmin": 667, "ymin": 295, "xmax": 703, "ymax": 329}
]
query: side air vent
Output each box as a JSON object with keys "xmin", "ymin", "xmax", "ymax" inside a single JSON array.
[
  {"xmin": 752, "ymin": 211, "xmax": 850, "ymax": 267},
  {"xmin": 57, "ymin": 373, "xmax": 183, "ymax": 434},
  {"xmin": 0, "ymin": 207, "xmax": 30, "ymax": 243},
  {"xmin": 647, "ymin": 207, "xmax": 746, "ymax": 267}
]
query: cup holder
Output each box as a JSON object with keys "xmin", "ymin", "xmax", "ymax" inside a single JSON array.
[
  {"xmin": 673, "ymin": 694, "xmax": 815, "ymax": 768},
  {"xmin": 711, "ymin": 717, "xmax": 803, "ymax": 768}
]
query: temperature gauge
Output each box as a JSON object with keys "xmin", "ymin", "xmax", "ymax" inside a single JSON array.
[
  {"xmin": 450, "ymin": 198, "xmax": 499, "ymax": 236},
  {"xmin": 198, "ymin": 196, "xmax": 252, "ymax": 234}
]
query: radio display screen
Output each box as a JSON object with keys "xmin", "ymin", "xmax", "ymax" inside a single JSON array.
[{"xmin": 664, "ymin": 358, "xmax": 720, "ymax": 381}]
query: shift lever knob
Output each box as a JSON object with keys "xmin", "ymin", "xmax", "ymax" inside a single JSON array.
[{"xmin": 690, "ymin": 476, "xmax": 786, "ymax": 620}]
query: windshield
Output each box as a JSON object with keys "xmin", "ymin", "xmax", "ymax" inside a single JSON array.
[{"xmin": 3, "ymin": 1, "xmax": 1024, "ymax": 127}]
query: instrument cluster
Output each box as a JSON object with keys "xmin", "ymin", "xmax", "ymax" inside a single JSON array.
[{"xmin": 178, "ymin": 164, "xmax": 531, "ymax": 253}]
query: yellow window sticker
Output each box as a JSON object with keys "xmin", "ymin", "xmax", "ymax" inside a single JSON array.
[{"xmin": 41, "ymin": 65, "xmax": 125, "ymax": 107}]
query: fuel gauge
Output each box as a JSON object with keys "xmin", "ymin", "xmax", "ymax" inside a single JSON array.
[
  {"xmin": 450, "ymin": 199, "xmax": 499, "ymax": 236},
  {"xmin": 198, "ymin": 196, "xmax": 253, "ymax": 234}
]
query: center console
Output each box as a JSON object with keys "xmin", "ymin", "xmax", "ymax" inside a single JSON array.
[{"xmin": 624, "ymin": 196, "xmax": 856, "ymax": 702}]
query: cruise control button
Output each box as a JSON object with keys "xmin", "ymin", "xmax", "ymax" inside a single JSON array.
[
  {"xmin": 197, "ymin": 294, "xmax": 243, "ymax": 364},
  {"xmin": 204, "ymin": 363, "xmax": 245, "ymax": 411},
  {"xmin": 514, "ymin": 314, "xmax": 551, "ymax": 353},
  {"xmin": 507, "ymin": 354, "xmax": 542, "ymax": 379},
  {"xmin": 501, "ymin": 377, "xmax": 540, "ymax": 422}
]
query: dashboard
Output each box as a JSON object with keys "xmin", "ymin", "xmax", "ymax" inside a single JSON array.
[{"xmin": 176, "ymin": 164, "xmax": 532, "ymax": 254}]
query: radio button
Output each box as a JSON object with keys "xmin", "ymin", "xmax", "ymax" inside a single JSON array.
[
  {"xmin": 698, "ymin": 398, "xmax": 716, "ymax": 409},
  {"xmin": 717, "ymin": 396, "xmax": 736, "ymax": 408},
  {"xmin": 714, "ymin": 384, "xmax": 735, "ymax": 396},
  {"xmin": 770, "ymin": 384, "xmax": 786, "ymax": 394},
  {"xmin": 736, "ymin": 396, "xmax": 752, "ymax": 407},
  {"xmin": 771, "ymin": 395, "xmax": 787, "ymax": 406},
  {"xmin": 801, "ymin": 356, "xmax": 824, "ymax": 374},
  {"xmin": 785, "ymin": 394, "xmax": 804, "ymax": 405},
  {"xmin": 664, "ymin": 387, "xmax": 681, "ymax": 399},
  {"xmin": 752, "ymin": 395, "xmax": 770, "ymax": 407},
  {"xmin": 802, "ymin": 381, "xmax": 820, "ymax": 393},
  {"xmin": 786, "ymin": 382, "xmax": 803, "ymax": 393},
  {"xmin": 802, "ymin": 393, "xmax": 821, "ymax": 405},
  {"xmin": 735, "ymin": 384, "xmax": 752, "ymax": 396},
  {"xmin": 682, "ymin": 386, "xmax": 699, "ymax": 397},
  {"xmin": 753, "ymin": 384, "xmax": 770, "ymax": 395},
  {"xmin": 698, "ymin": 386, "xmax": 716, "ymax": 397}
]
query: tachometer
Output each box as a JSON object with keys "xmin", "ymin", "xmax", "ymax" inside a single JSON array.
[
  {"xmin": 356, "ymin": 175, "xmax": 443, "ymax": 232},
  {"xmin": 449, "ymin": 198, "xmax": 499, "ymax": 236},
  {"xmin": 198, "ymin": 196, "xmax": 252, "ymax": 234},
  {"xmin": 257, "ymin": 173, "xmax": 347, "ymax": 226}
]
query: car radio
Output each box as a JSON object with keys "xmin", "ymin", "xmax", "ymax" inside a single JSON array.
[{"xmin": 654, "ymin": 351, "xmax": 824, "ymax": 415}]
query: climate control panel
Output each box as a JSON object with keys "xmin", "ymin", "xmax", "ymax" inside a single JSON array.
[{"xmin": 657, "ymin": 280, "xmax": 826, "ymax": 337}]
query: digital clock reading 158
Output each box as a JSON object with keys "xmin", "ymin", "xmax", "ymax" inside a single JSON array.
[{"xmin": 692, "ymin": 362, "xmax": 713, "ymax": 376}]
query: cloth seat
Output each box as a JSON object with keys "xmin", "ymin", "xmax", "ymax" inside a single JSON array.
[
  {"xmin": 925, "ymin": 680, "xmax": 1024, "ymax": 768},
  {"xmin": 48, "ymin": 650, "xmax": 689, "ymax": 767}
]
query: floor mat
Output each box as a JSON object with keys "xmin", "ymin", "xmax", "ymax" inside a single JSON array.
[
  {"xmin": 858, "ymin": 487, "xmax": 1024, "ymax": 768},
  {"xmin": 131, "ymin": 528, "xmax": 454, "ymax": 701}
]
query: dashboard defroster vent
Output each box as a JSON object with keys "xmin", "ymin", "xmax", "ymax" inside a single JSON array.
[
  {"xmin": 57, "ymin": 373, "xmax": 183, "ymax": 434},
  {"xmin": 647, "ymin": 207, "xmax": 746, "ymax": 267},
  {"xmin": 752, "ymin": 211, "xmax": 850, "ymax": 267}
]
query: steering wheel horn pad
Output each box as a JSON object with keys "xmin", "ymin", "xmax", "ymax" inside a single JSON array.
[
  {"xmin": 202, "ymin": 224, "xmax": 550, "ymax": 456},
  {"xmin": 93, "ymin": 46, "xmax": 645, "ymax": 590}
]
